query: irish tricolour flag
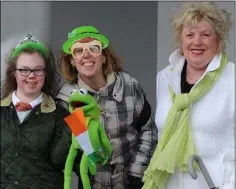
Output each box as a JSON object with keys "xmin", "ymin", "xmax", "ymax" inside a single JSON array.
[{"xmin": 64, "ymin": 109, "xmax": 97, "ymax": 164}]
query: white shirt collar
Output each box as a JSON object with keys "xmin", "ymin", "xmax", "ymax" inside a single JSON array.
[{"xmin": 12, "ymin": 91, "xmax": 43, "ymax": 109}]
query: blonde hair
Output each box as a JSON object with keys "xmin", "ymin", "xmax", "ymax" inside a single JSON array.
[{"xmin": 171, "ymin": 1, "xmax": 231, "ymax": 53}]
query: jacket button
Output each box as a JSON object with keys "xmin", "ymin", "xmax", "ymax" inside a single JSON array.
[
  {"xmin": 93, "ymin": 183, "xmax": 102, "ymax": 189},
  {"xmin": 14, "ymin": 181, "xmax": 18, "ymax": 185},
  {"xmin": 114, "ymin": 184, "xmax": 123, "ymax": 189},
  {"xmin": 15, "ymin": 143, "xmax": 20, "ymax": 147}
]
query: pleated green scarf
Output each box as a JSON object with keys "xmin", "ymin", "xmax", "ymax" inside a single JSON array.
[{"xmin": 142, "ymin": 53, "xmax": 228, "ymax": 189}]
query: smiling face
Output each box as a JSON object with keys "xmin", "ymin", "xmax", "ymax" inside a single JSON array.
[
  {"xmin": 15, "ymin": 52, "xmax": 45, "ymax": 99},
  {"xmin": 181, "ymin": 20, "xmax": 218, "ymax": 69},
  {"xmin": 68, "ymin": 88, "xmax": 100, "ymax": 116},
  {"xmin": 70, "ymin": 38, "xmax": 105, "ymax": 80}
]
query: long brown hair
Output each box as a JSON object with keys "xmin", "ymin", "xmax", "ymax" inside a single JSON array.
[
  {"xmin": 1, "ymin": 48, "xmax": 61, "ymax": 99},
  {"xmin": 60, "ymin": 43, "xmax": 123, "ymax": 83}
]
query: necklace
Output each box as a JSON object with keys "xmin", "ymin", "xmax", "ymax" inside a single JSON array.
[{"xmin": 186, "ymin": 74, "xmax": 198, "ymax": 84}]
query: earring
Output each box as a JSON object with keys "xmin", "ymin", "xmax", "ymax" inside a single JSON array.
[
  {"xmin": 216, "ymin": 45, "xmax": 221, "ymax": 53},
  {"xmin": 71, "ymin": 60, "xmax": 75, "ymax": 67}
]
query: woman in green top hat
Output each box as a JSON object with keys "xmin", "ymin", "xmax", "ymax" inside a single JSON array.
[{"xmin": 56, "ymin": 25, "xmax": 158, "ymax": 189}]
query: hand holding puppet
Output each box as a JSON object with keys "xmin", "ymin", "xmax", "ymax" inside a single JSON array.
[{"xmin": 63, "ymin": 88, "xmax": 112, "ymax": 189}]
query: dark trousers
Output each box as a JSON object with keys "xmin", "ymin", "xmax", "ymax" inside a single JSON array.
[
  {"xmin": 72, "ymin": 150, "xmax": 85, "ymax": 189},
  {"xmin": 77, "ymin": 176, "xmax": 84, "ymax": 189}
]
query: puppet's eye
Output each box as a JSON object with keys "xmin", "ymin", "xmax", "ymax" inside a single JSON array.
[
  {"xmin": 70, "ymin": 89, "xmax": 77, "ymax": 95},
  {"xmin": 79, "ymin": 88, "xmax": 88, "ymax": 95}
]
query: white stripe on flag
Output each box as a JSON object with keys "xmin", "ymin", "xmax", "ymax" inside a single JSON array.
[{"xmin": 75, "ymin": 130, "xmax": 95, "ymax": 155}]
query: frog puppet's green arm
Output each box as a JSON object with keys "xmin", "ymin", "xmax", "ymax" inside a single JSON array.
[{"xmin": 63, "ymin": 88, "xmax": 112, "ymax": 189}]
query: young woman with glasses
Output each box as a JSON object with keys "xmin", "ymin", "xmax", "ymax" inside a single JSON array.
[{"xmin": 0, "ymin": 34, "xmax": 74, "ymax": 189}]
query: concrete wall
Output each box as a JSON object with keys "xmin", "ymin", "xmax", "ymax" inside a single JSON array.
[{"xmin": 1, "ymin": 1, "xmax": 52, "ymax": 81}]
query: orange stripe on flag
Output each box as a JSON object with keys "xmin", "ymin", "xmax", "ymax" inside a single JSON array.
[{"xmin": 64, "ymin": 109, "xmax": 87, "ymax": 136}]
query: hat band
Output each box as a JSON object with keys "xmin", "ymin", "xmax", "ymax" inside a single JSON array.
[
  {"xmin": 69, "ymin": 31, "xmax": 100, "ymax": 38},
  {"xmin": 79, "ymin": 31, "xmax": 99, "ymax": 34}
]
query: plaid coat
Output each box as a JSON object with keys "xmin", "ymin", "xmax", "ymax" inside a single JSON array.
[{"xmin": 56, "ymin": 71, "xmax": 158, "ymax": 189}]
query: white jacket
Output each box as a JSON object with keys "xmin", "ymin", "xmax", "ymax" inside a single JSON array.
[{"xmin": 155, "ymin": 50, "xmax": 235, "ymax": 189}]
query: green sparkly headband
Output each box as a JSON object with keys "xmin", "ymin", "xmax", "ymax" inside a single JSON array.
[{"xmin": 10, "ymin": 33, "xmax": 49, "ymax": 60}]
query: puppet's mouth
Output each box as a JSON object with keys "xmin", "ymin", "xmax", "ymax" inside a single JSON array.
[{"xmin": 72, "ymin": 101, "xmax": 87, "ymax": 110}]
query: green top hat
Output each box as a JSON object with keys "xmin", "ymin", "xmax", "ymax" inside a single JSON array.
[{"xmin": 62, "ymin": 26, "xmax": 109, "ymax": 54}]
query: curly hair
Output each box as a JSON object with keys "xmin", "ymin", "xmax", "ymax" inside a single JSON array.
[
  {"xmin": 171, "ymin": 1, "xmax": 231, "ymax": 53},
  {"xmin": 60, "ymin": 43, "xmax": 123, "ymax": 83},
  {"xmin": 1, "ymin": 48, "xmax": 61, "ymax": 99}
]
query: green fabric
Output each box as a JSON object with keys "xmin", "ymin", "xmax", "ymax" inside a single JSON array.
[
  {"xmin": 142, "ymin": 53, "xmax": 228, "ymax": 189},
  {"xmin": 64, "ymin": 89, "xmax": 112, "ymax": 189},
  {"xmin": 10, "ymin": 41, "xmax": 49, "ymax": 60},
  {"xmin": 63, "ymin": 26, "xmax": 109, "ymax": 54}
]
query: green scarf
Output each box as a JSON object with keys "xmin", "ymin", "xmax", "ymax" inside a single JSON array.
[{"xmin": 142, "ymin": 53, "xmax": 228, "ymax": 189}]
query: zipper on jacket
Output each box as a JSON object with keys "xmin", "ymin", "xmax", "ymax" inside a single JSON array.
[
  {"xmin": 95, "ymin": 93, "xmax": 111, "ymax": 140},
  {"xmin": 96, "ymin": 93, "xmax": 105, "ymax": 127}
]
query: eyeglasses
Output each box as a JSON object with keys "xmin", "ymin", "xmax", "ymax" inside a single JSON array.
[
  {"xmin": 15, "ymin": 68, "xmax": 45, "ymax": 76},
  {"xmin": 70, "ymin": 40, "xmax": 102, "ymax": 59}
]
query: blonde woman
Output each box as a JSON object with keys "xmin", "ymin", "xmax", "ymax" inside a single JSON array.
[{"xmin": 143, "ymin": 2, "xmax": 235, "ymax": 189}]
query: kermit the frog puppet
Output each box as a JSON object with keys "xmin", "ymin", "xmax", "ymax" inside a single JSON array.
[{"xmin": 63, "ymin": 88, "xmax": 112, "ymax": 189}]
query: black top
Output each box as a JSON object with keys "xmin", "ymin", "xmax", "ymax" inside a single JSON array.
[{"xmin": 181, "ymin": 61, "xmax": 194, "ymax": 93}]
